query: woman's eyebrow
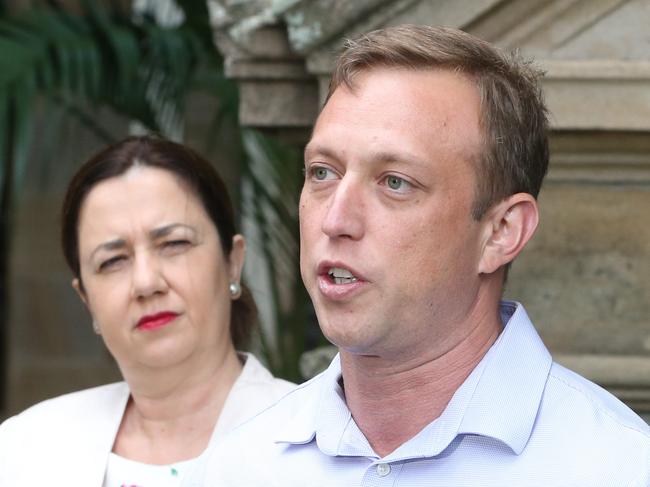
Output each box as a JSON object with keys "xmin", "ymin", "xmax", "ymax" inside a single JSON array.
[
  {"xmin": 90, "ymin": 239, "xmax": 126, "ymax": 260},
  {"xmin": 89, "ymin": 224, "xmax": 197, "ymax": 260},
  {"xmin": 149, "ymin": 223, "xmax": 196, "ymax": 239}
]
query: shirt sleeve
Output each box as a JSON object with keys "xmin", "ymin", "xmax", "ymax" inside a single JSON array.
[{"xmin": 629, "ymin": 444, "xmax": 650, "ymax": 487}]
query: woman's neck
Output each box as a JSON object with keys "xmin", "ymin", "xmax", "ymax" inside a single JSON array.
[{"xmin": 113, "ymin": 347, "xmax": 242, "ymax": 464}]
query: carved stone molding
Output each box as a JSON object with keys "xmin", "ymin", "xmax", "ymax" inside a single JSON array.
[{"xmin": 548, "ymin": 131, "xmax": 650, "ymax": 183}]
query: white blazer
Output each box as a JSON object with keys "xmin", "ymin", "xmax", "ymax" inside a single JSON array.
[{"xmin": 0, "ymin": 353, "xmax": 294, "ymax": 486}]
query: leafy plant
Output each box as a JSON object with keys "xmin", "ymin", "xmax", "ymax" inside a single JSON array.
[
  {"xmin": 239, "ymin": 129, "xmax": 311, "ymax": 381},
  {"xmin": 0, "ymin": 0, "xmax": 217, "ymax": 408},
  {"xmin": 0, "ymin": 0, "xmax": 313, "ymax": 407}
]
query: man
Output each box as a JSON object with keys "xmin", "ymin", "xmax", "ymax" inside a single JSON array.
[{"xmin": 189, "ymin": 25, "xmax": 650, "ymax": 486}]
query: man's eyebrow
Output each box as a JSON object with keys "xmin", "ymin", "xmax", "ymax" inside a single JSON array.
[
  {"xmin": 371, "ymin": 150, "xmax": 431, "ymax": 169},
  {"xmin": 304, "ymin": 143, "xmax": 339, "ymax": 161},
  {"xmin": 304, "ymin": 142, "xmax": 432, "ymax": 170},
  {"xmin": 305, "ymin": 144, "xmax": 429, "ymax": 167}
]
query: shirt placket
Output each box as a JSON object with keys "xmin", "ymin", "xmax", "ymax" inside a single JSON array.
[{"xmin": 361, "ymin": 461, "xmax": 403, "ymax": 487}]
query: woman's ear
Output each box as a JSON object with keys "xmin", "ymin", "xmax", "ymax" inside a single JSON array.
[
  {"xmin": 228, "ymin": 234, "xmax": 246, "ymax": 284},
  {"xmin": 478, "ymin": 193, "xmax": 539, "ymax": 275},
  {"xmin": 71, "ymin": 278, "xmax": 88, "ymax": 306},
  {"xmin": 72, "ymin": 278, "xmax": 100, "ymax": 334}
]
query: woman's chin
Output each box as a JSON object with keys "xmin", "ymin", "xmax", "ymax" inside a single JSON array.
[{"xmin": 114, "ymin": 337, "xmax": 197, "ymax": 372}]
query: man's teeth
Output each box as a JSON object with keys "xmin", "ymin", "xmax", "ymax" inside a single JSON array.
[{"xmin": 328, "ymin": 267, "xmax": 358, "ymax": 284}]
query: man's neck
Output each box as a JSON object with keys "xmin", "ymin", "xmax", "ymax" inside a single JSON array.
[{"xmin": 339, "ymin": 307, "xmax": 502, "ymax": 458}]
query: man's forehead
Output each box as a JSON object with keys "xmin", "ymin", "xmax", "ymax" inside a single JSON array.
[
  {"xmin": 306, "ymin": 68, "xmax": 483, "ymax": 168},
  {"xmin": 327, "ymin": 65, "xmax": 476, "ymax": 97},
  {"xmin": 318, "ymin": 67, "xmax": 479, "ymax": 123}
]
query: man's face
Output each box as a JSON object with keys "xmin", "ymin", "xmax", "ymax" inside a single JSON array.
[{"xmin": 300, "ymin": 67, "xmax": 491, "ymax": 360}]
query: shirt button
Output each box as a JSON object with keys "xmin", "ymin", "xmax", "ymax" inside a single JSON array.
[{"xmin": 376, "ymin": 463, "xmax": 391, "ymax": 477}]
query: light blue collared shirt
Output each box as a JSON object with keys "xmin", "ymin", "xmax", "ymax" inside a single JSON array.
[{"xmin": 188, "ymin": 302, "xmax": 650, "ymax": 486}]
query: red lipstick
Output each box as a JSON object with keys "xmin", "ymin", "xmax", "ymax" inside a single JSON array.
[{"xmin": 137, "ymin": 311, "xmax": 178, "ymax": 331}]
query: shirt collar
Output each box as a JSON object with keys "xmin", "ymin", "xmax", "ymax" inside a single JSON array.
[
  {"xmin": 273, "ymin": 354, "xmax": 344, "ymax": 446},
  {"xmin": 455, "ymin": 301, "xmax": 552, "ymax": 454},
  {"xmin": 275, "ymin": 302, "xmax": 552, "ymax": 458}
]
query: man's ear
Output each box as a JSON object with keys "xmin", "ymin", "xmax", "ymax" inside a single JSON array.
[
  {"xmin": 71, "ymin": 278, "xmax": 88, "ymax": 307},
  {"xmin": 228, "ymin": 234, "xmax": 246, "ymax": 284},
  {"xmin": 478, "ymin": 193, "xmax": 539, "ymax": 274}
]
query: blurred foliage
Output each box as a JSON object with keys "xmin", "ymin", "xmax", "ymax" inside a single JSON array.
[
  {"xmin": 0, "ymin": 0, "xmax": 311, "ymax": 398},
  {"xmin": 240, "ymin": 130, "xmax": 312, "ymax": 380}
]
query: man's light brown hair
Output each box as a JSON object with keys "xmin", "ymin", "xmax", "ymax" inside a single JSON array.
[{"xmin": 327, "ymin": 24, "xmax": 549, "ymax": 219}]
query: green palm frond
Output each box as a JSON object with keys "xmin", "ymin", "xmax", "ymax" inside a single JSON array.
[
  {"xmin": 0, "ymin": 0, "xmax": 313, "ymax": 391},
  {"xmin": 0, "ymin": 1, "xmax": 220, "ymax": 196},
  {"xmin": 240, "ymin": 129, "xmax": 310, "ymax": 380},
  {"xmin": 0, "ymin": 2, "xmax": 227, "ymax": 408}
]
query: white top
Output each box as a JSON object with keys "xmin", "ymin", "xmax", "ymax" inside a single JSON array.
[
  {"xmin": 187, "ymin": 303, "xmax": 650, "ymax": 487},
  {"xmin": 0, "ymin": 353, "xmax": 294, "ymax": 486},
  {"xmin": 102, "ymin": 353, "xmax": 292, "ymax": 487},
  {"xmin": 104, "ymin": 452, "xmax": 197, "ymax": 487}
]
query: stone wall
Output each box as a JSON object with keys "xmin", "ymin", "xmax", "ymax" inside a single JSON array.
[{"xmin": 209, "ymin": 0, "xmax": 650, "ymax": 418}]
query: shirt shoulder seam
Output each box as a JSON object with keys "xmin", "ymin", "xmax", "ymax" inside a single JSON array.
[{"xmin": 548, "ymin": 371, "xmax": 650, "ymax": 439}]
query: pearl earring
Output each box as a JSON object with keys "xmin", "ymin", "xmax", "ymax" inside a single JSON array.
[
  {"xmin": 92, "ymin": 320, "xmax": 101, "ymax": 334},
  {"xmin": 229, "ymin": 282, "xmax": 241, "ymax": 298}
]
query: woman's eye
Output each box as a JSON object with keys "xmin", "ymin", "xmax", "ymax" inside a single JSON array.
[
  {"xmin": 161, "ymin": 240, "xmax": 192, "ymax": 254},
  {"xmin": 99, "ymin": 255, "xmax": 126, "ymax": 271},
  {"xmin": 164, "ymin": 240, "xmax": 190, "ymax": 249}
]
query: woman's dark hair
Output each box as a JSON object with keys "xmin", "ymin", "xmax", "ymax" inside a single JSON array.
[{"xmin": 61, "ymin": 135, "xmax": 256, "ymax": 348}]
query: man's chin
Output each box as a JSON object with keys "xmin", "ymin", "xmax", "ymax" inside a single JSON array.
[{"xmin": 323, "ymin": 328, "xmax": 380, "ymax": 357}]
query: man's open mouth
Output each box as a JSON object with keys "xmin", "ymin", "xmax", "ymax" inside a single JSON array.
[{"xmin": 328, "ymin": 267, "xmax": 358, "ymax": 285}]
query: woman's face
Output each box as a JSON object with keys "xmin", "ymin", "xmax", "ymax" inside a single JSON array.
[{"xmin": 74, "ymin": 165, "xmax": 244, "ymax": 371}]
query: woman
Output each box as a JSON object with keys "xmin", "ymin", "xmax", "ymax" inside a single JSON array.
[{"xmin": 0, "ymin": 136, "xmax": 294, "ymax": 486}]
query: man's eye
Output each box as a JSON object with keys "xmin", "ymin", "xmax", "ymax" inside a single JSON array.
[
  {"xmin": 309, "ymin": 166, "xmax": 336, "ymax": 181},
  {"xmin": 387, "ymin": 176, "xmax": 403, "ymax": 190},
  {"xmin": 384, "ymin": 175, "xmax": 411, "ymax": 192}
]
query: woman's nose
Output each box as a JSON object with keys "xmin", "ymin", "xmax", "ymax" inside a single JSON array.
[{"xmin": 130, "ymin": 252, "xmax": 168, "ymax": 299}]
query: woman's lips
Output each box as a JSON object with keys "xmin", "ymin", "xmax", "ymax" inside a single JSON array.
[{"xmin": 137, "ymin": 311, "xmax": 178, "ymax": 331}]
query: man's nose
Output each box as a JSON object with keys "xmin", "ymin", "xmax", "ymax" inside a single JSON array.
[
  {"xmin": 130, "ymin": 251, "xmax": 168, "ymax": 300},
  {"xmin": 321, "ymin": 177, "xmax": 365, "ymax": 240}
]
